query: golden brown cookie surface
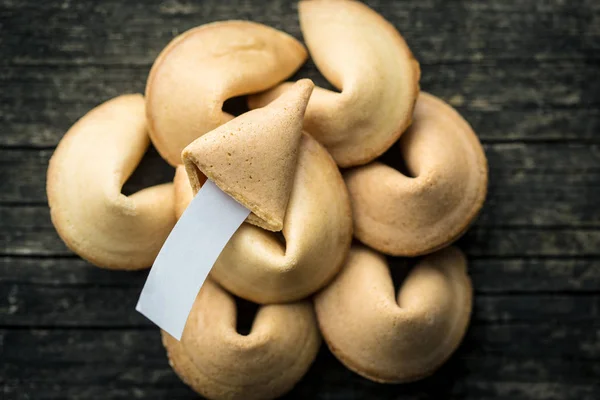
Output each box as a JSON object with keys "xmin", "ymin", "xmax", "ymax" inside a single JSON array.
[
  {"xmin": 177, "ymin": 79, "xmax": 352, "ymax": 304},
  {"xmin": 183, "ymin": 80, "xmax": 314, "ymax": 232},
  {"xmin": 47, "ymin": 94, "xmax": 176, "ymax": 270},
  {"xmin": 163, "ymin": 279, "xmax": 321, "ymax": 400},
  {"xmin": 146, "ymin": 20, "xmax": 307, "ymax": 166},
  {"xmin": 175, "ymin": 133, "xmax": 352, "ymax": 304},
  {"xmin": 315, "ymin": 245, "xmax": 472, "ymax": 383},
  {"xmin": 344, "ymin": 92, "xmax": 488, "ymax": 256},
  {"xmin": 249, "ymin": 0, "xmax": 420, "ymax": 167}
]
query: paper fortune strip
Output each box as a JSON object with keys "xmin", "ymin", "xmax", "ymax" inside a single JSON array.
[{"xmin": 136, "ymin": 180, "xmax": 251, "ymax": 340}]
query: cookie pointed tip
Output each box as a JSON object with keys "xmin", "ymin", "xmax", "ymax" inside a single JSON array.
[
  {"xmin": 272, "ymin": 79, "xmax": 314, "ymax": 116},
  {"xmin": 295, "ymin": 78, "xmax": 315, "ymax": 99},
  {"xmin": 295, "ymin": 78, "xmax": 315, "ymax": 90}
]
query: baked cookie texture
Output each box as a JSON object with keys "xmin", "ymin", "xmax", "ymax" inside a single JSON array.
[
  {"xmin": 146, "ymin": 20, "xmax": 308, "ymax": 166},
  {"xmin": 344, "ymin": 92, "xmax": 488, "ymax": 257},
  {"xmin": 163, "ymin": 279, "xmax": 321, "ymax": 400},
  {"xmin": 183, "ymin": 79, "xmax": 314, "ymax": 232},
  {"xmin": 249, "ymin": 0, "xmax": 420, "ymax": 168},
  {"xmin": 47, "ymin": 94, "xmax": 176, "ymax": 270},
  {"xmin": 315, "ymin": 245, "xmax": 472, "ymax": 383},
  {"xmin": 47, "ymin": 0, "xmax": 487, "ymax": 392},
  {"xmin": 176, "ymin": 80, "xmax": 353, "ymax": 304}
]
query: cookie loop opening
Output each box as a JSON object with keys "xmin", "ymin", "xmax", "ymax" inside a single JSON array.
[
  {"xmin": 146, "ymin": 20, "xmax": 308, "ymax": 165},
  {"xmin": 163, "ymin": 279, "xmax": 321, "ymax": 399},
  {"xmin": 344, "ymin": 93, "xmax": 488, "ymax": 257},
  {"xmin": 47, "ymin": 95, "xmax": 176, "ymax": 270},
  {"xmin": 249, "ymin": 0, "xmax": 420, "ymax": 168},
  {"xmin": 315, "ymin": 245, "xmax": 472, "ymax": 383}
]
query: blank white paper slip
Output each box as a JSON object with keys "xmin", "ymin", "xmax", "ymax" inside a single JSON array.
[{"xmin": 136, "ymin": 180, "xmax": 250, "ymax": 340}]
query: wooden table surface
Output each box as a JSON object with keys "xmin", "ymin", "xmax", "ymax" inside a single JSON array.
[{"xmin": 1, "ymin": 0, "xmax": 599, "ymax": 399}]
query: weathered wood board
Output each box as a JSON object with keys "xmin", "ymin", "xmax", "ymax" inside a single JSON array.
[{"xmin": 1, "ymin": 0, "xmax": 599, "ymax": 399}]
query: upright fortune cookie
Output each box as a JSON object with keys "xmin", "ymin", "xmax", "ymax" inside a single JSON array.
[{"xmin": 176, "ymin": 79, "xmax": 353, "ymax": 304}]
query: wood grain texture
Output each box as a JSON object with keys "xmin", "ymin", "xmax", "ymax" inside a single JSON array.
[
  {"xmin": 3, "ymin": 256, "xmax": 599, "ymax": 292},
  {"xmin": 1, "ymin": 0, "xmax": 599, "ymax": 399},
  {"xmin": 3, "ymin": 218, "xmax": 600, "ymax": 257},
  {"xmin": 3, "ymin": 143, "xmax": 600, "ymax": 223},
  {"xmin": 1, "ymin": 329, "xmax": 599, "ymax": 400},
  {"xmin": 1, "ymin": 62, "xmax": 599, "ymax": 147},
  {"xmin": 2, "ymin": 277, "xmax": 598, "ymax": 327},
  {"xmin": 2, "ymin": 0, "xmax": 599, "ymax": 67}
]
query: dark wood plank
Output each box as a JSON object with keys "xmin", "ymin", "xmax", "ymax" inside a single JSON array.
[
  {"xmin": 0, "ymin": 147, "xmax": 175, "ymax": 203},
  {"xmin": 0, "ymin": 328, "xmax": 195, "ymax": 400},
  {"xmin": 1, "ymin": 0, "xmax": 599, "ymax": 399},
  {"xmin": 1, "ymin": 328, "xmax": 599, "ymax": 400},
  {"xmin": 5, "ymin": 138, "xmax": 600, "ymax": 180},
  {"xmin": 464, "ymin": 324, "xmax": 600, "ymax": 359},
  {"xmin": 1, "ymin": 277, "xmax": 598, "ymax": 327},
  {"xmin": 0, "ymin": 257, "xmax": 600, "ymax": 294},
  {"xmin": 4, "ymin": 106, "xmax": 599, "ymax": 148},
  {"xmin": 1, "ymin": 60, "xmax": 599, "ymax": 147},
  {"xmin": 461, "ymin": 108, "xmax": 600, "ymax": 143},
  {"xmin": 469, "ymin": 258, "xmax": 600, "ymax": 293},
  {"xmin": 2, "ymin": 208, "xmax": 599, "ymax": 257},
  {"xmin": 459, "ymin": 228, "xmax": 600, "ymax": 257},
  {"xmin": 2, "ymin": 215, "xmax": 600, "ymax": 258},
  {"xmin": 3, "ymin": 256, "xmax": 598, "ymax": 293},
  {"xmin": 2, "ymin": 143, "xmax": 599, "ymax": 226},
  {"xmin": 4, "ymin": 174, "xmax": 600, "ymax": 230},
  {"xmin": 0, "ymin": 257, "xmax": 145, "ymax": 287},
  {"xmin": 2, "ymin": 0, "xmax": 598, "ymax": 67}
]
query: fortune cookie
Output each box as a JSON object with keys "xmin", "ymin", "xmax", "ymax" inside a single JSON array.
[
  {"xmin": 162, "ymin": 279, "xmax": 321, "ymax": 400},
  {"xmin": 177, "ymin": 80, "xmax": 353, "ymax": 304},
  {"xmin": 344, "ymin": 93, "xmax": 488, "ymax": 257},
  {"xmin": 47, "ymin": 95, "xmax": 176, "ymax": 269},
  {"xmin": 315, "ymin": 245, "xmax": 472, "ymax": 383},
  {"xmin": 249, "ymin": 0, "xmax": 420, "ymax": 167},
  {"xmin": 146, "ymin": 20, "xmax": 308, "ymax": 165}
]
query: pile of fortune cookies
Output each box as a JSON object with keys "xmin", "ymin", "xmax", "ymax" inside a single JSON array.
[{"xmin": 47, "ymin": 1, "xmax": 488, "ymax": 399}]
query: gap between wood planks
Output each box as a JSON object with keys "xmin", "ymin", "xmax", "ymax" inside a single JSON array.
[{"xmin": 3, "ymin": 137, "xmax": 600, "ymax": 152}]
